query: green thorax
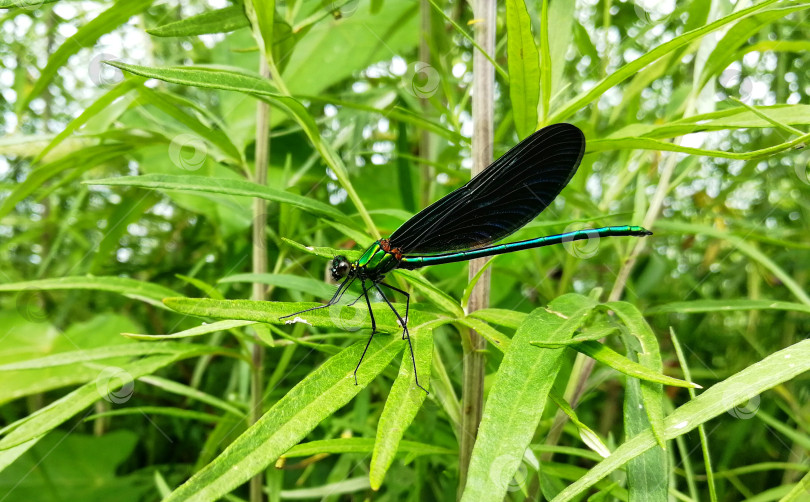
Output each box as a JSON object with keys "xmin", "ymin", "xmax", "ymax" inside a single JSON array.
[{"xmin": 356, "ymin": 241, "xmax": 399, "ymax": 276}]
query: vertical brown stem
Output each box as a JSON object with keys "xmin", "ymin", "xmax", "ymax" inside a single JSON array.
[
  {"xmin": 458, "ymin": 0, "xmax": 495, "ymax": 497},
  {"xmin": 250, "ymin": 56, "xmax": 270, "ymax": 502},
  {"xmin": 419, "ymin": 0, "xmax": 433, "ymax": 208}
]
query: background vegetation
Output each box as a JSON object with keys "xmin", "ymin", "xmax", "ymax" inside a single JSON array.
[{"xmin": 1, "ymin": 0, "xmax": 809, "ymax": 500}]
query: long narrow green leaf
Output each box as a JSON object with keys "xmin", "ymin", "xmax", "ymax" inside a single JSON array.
[
  {"xmin": 605, "ymin": 301, "xmax": 666, "ymax": 450},
  {"xmin": 647, "ymin": 299, "xmax": 810, "ymax": 315},
  {"xmin": 505, "ymin": 0, "xmax": 540, "ymax": 138},
  {"xmin": 532, "ymin": 340, "xmax": 699, "ymax": 388},
  {"xmin": 86, "ymin": 174, "xmax": 354, "ymax": 227},
  {"xmin": 551, "ymin": 339, "xmax": 810, "ymax": 501},
  {"xmin": 370, "ymin": 326, "xmax": 435, "ymax": 489},
  {"xmin": 124, "ymin": 319, "xmax": 258, "ymax": 340},
  {"xmin": 0, "ymin": 342, "xmax": 240, "ymax": 371},
  {"xmin": 147, "ymin": 5, "xmax": 249, "ymax": 36},
  {"xmin": 218, "ymin": 273, "xmax": 335, "ymax": 299},
  {"xmin": 282, "ymin": 437, "xmax": 455, "ymax": 458},
  {"xmin": 163, "ymin": 336, "xmax": 405, "ymax": 501},
  {"xmin": 461, "ymin": 294, "xmax": 597, "ymax": 501},
  {"xmin": 0, "ymin": 276, "xmax": 181, "ymax": 308}
]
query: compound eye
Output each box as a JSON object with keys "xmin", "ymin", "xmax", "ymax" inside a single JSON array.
[{"xmin": 331, "ymin": 256, "xmax": 350, "ymax": 281}]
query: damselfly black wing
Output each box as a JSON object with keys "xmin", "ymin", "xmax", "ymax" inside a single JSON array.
[{"xmin": 387, "ymin": 123, "xmax": 585, "ymax": 254}]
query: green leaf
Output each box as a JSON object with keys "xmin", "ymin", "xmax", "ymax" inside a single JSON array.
[
  {"xmin": 0, "ymin": 276, "xmax": 181, "ymax": 309},
  {"xmin": 505, "ymin": 0, "xmax": 540, "ymax": 138},
  {"xmin": 85, "ymin": 406, "xmax": 222, "ymax": 424},
  {"xmin": 282, "ymin": 437, "xmax": 454, "ymax": 458},
  {"xmin": 461, "ymin": 294, "xmax": 596, "ymax": 502},
  {"xmin": 532, "ymin": 340, "xmax": 699, "ymax": 389},
  {"xmin": 457, "ymin": 317, "xmax": 511, "ymax": 352},
  {"xmin": 218, "ymin": 273, "xmax": 336, "ymax": 299},
  {"xmin": 138, "ymin": 376, "xmax": 244, "ymax": 417},
  {"xmin": 604, "ymin": 301, "xmax": 666, "ymax": 450},
  {"xmin": 646, "ymin": 299, "xmax": 810, "ymax": 316},
  {"xmin": 123, "ymin": 319, "xmax": 258, "ymax": 340},
  {"xmin": 624, "ymin": 376, "xmax": 667, "ymax": 500},
  {"xmin": 551, "ymin": 339, "xmax": 810, "ymax": 501},
  {"xmin": 468, "ymin": 308, "xmax": 527, "ymax": 330},
  {"xmin": 370, "ymin": 326, "xmax": 434, "ymax": 489},
  {"xmin": 162, "ymin": 336, "xmax": 405, "ymax": 501},
  {"xmin": 147, "ymin": 5, "xmax": 249, "ymax": 36},
  {"xmin": 86, "ymin": 174, "xmax": 354, "ymax": 227},
  {"xmin": 0, "ymin": 342, "xmax": 240, "ymax": 371},
  {"xmin": 21, "ymin": 0, "xmax": 153, "ymax": 111}
]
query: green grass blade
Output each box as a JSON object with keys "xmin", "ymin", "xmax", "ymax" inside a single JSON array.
[
  {"xmin": 624, "ymin": 376, "xmax": 668, "ymax": 500},
  {"xmin": 86, "ymin": 174, "xmax": 355, "ymax": 227},
  {"xmin": 460, "ymin": 294, "xmax": 597, "ymax": 501},
  {"xmin": 0, "ymin": 276, "xmax": 181, "ymax": 308},
  {"xmin": 147, "ymin": 5, "xmax": 249, "ymax": 36},
  {"xmin": 282, "ymin": 437, "xmax": 454, "ymax": 458},
  {"xmin": 162, "ymin": 336, "xmax": 405, "ymax": 501},
  {"xmin": 218, "ymin": 273, "xmax": 336, "ymax": 299},
  {"xmin": 532, "ymin": 340, "xmax": 699, "ymax": 389},
  {"xmin": 551, "ymin": 339, "xmax": 810, "ymax": 501},
  {"xmin": 647, "ymin": 299, "xmax": 810, "ymax": 316},
  {"xmin": 370, "ymin": 326, "xmax": 434, "ymax": 489},
  {"xmin": 124, "ymin": 319, "xmax": 258, "ymax": 340},
  {"xmin": 457, "ymin": 317, "xmax": 511, "ymax": 352},
  {"xmin": 0, "ymin": 342, "xmax": 240, "ymax": 371},
  {"xmin": 605, "ymin": 301, "xmax": 666, "ymax": 450},
  {"xmin": 505, "ymin": 0, "xmax": 540, "ymax": 139}
]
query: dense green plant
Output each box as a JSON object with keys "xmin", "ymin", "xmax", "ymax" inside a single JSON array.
[{"xmin": 1, "ymin": 0, "xmax": 809, "ymax": 500}]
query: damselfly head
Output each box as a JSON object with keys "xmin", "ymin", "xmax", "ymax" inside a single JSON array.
[{"xmin": 331, "ymin": 256, "xmax": 351, "ymax": 281}]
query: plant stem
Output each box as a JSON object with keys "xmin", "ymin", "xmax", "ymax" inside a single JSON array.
[{"xmin": 458, "ymin": 0, "xmax": 495, "ymax": 498}]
